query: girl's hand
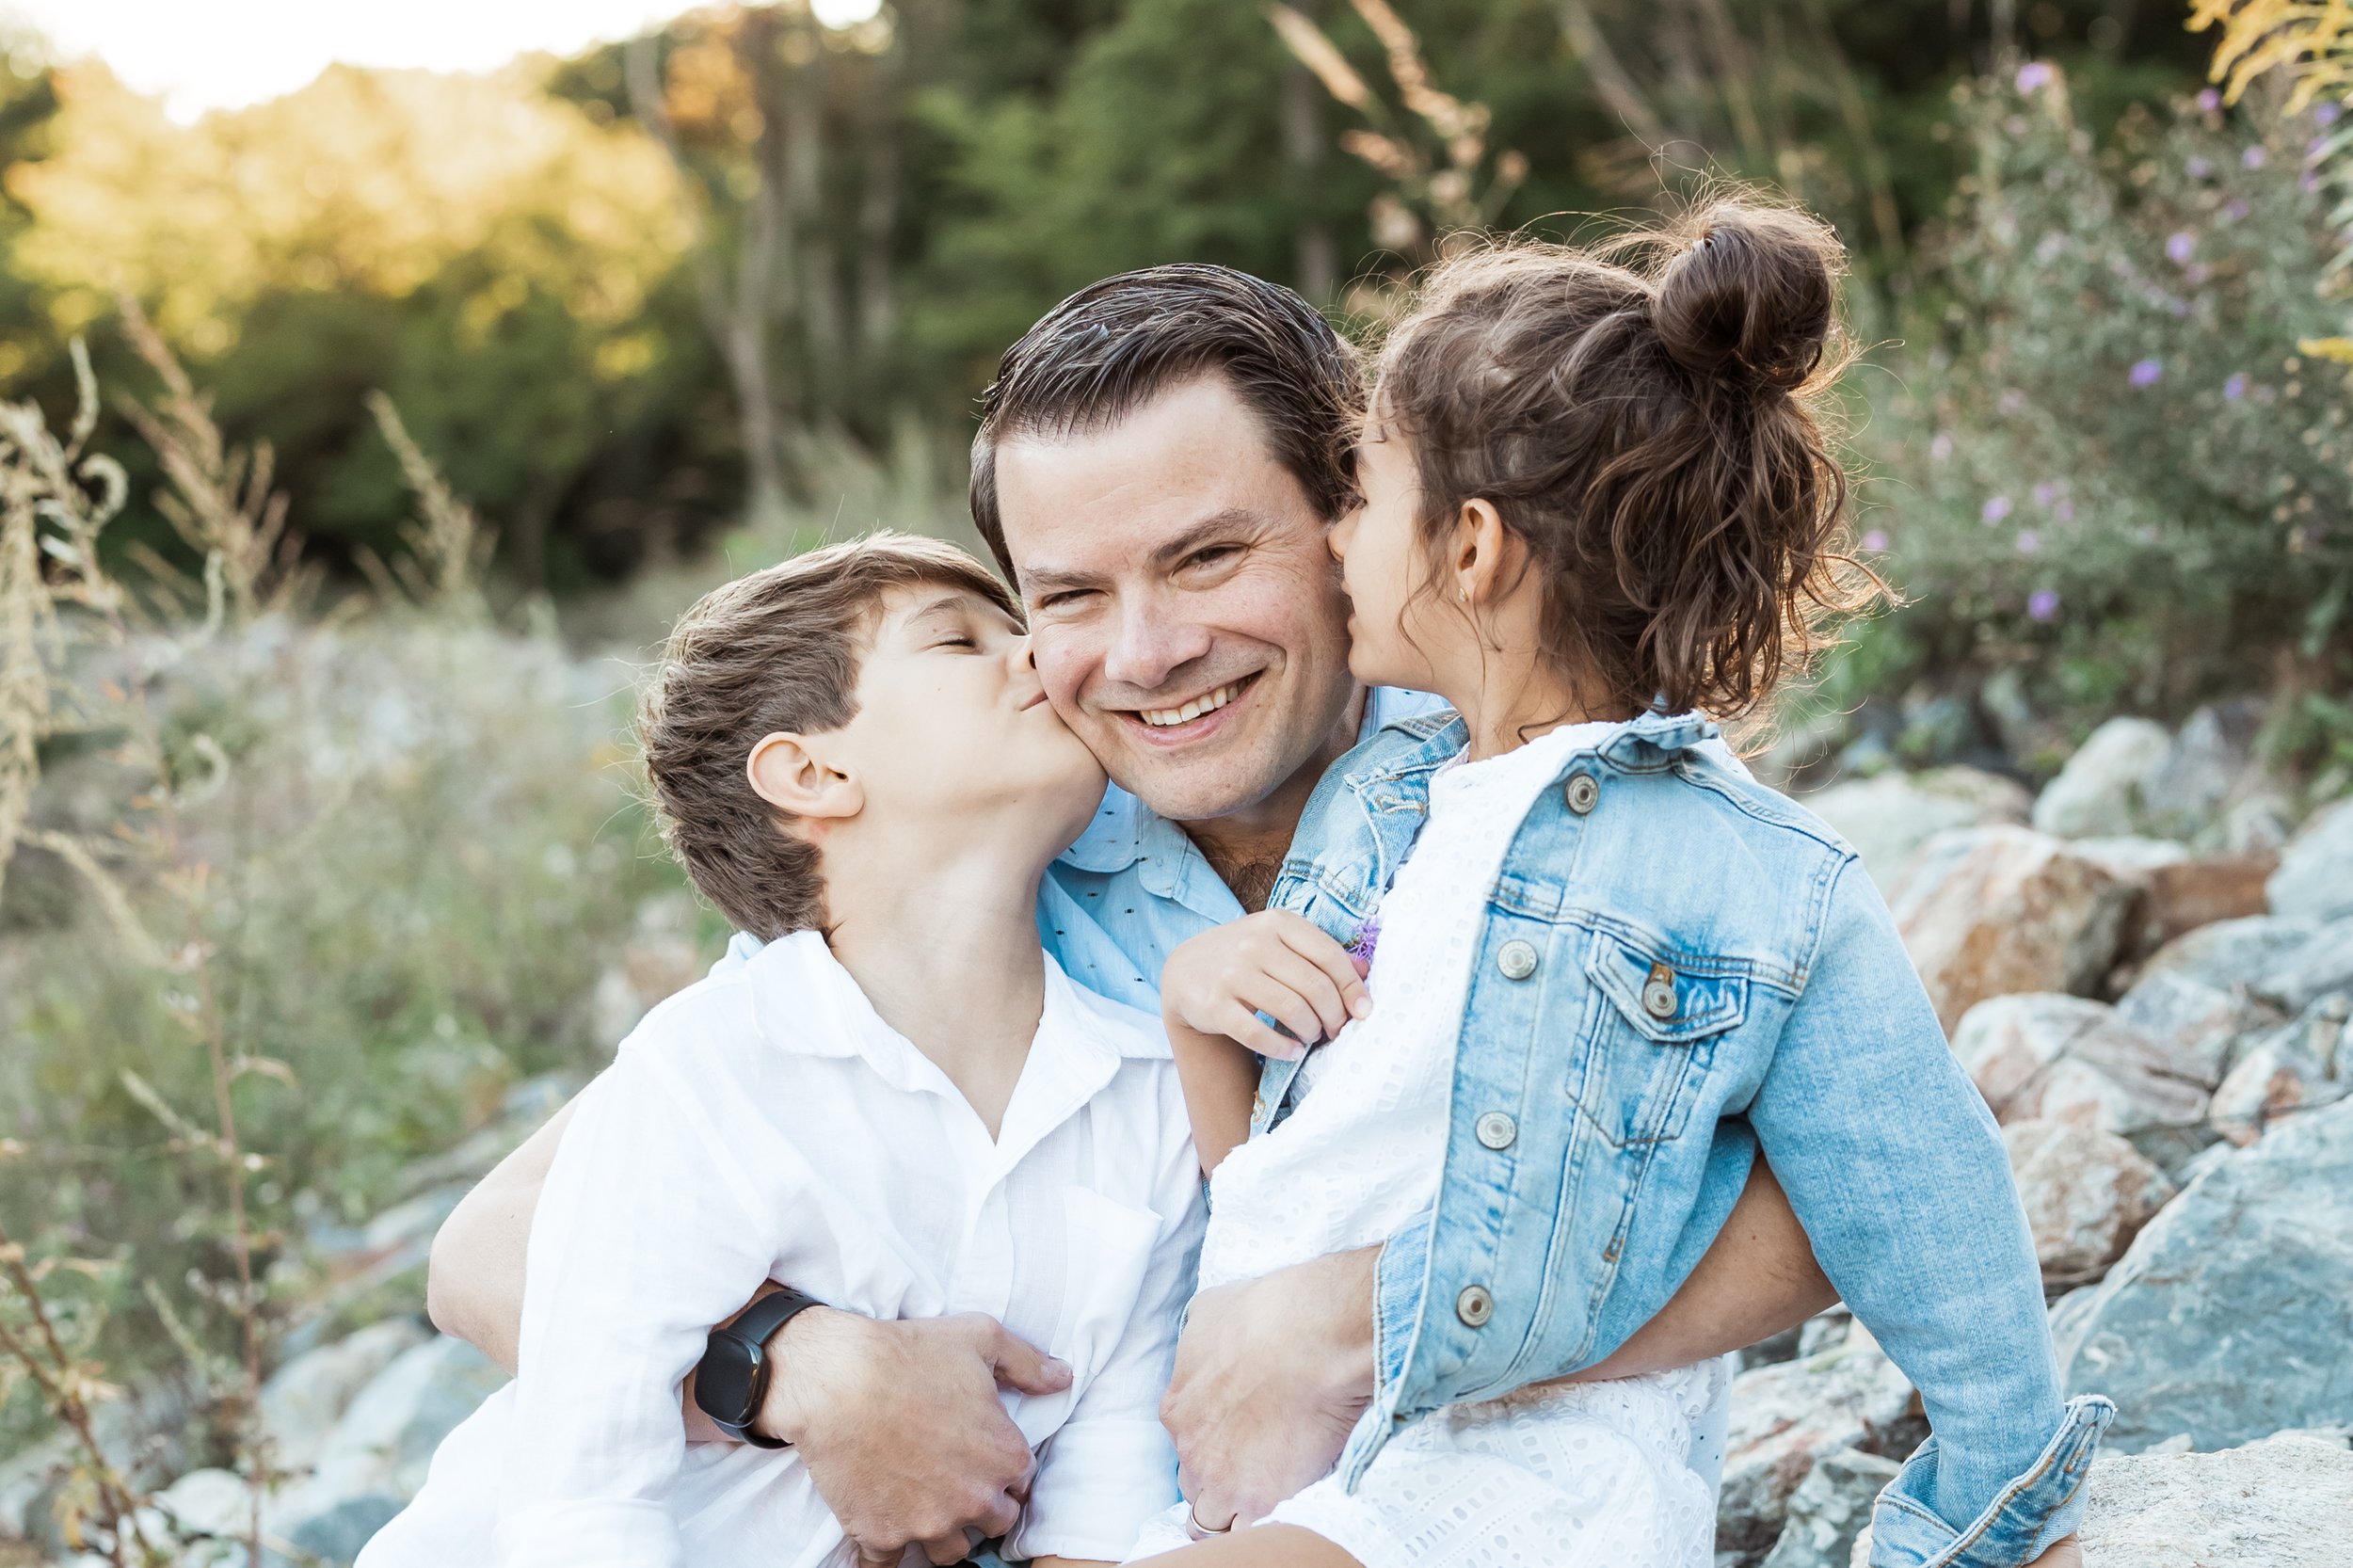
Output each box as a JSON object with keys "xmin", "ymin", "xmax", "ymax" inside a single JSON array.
[{"xmin": 1161, "ymin": 910, "xmax": 1371, "ymax": 1061}]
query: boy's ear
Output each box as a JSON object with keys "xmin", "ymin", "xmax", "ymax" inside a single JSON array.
[{"xmin": 745, "ymin": 731, "xmax": 863, "ymax": 824}]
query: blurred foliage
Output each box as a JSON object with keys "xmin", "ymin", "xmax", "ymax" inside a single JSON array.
[
  {"xmin": 1849, "ymin": 65, "xmax": 2353, "ymax": 770},
  {"xmin": 0, "ymin": 0, "xmax": 2215, "ymax": 603}
]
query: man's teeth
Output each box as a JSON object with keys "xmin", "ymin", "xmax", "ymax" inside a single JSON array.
[{"xmin": 1140, "ymin": 682, "xmax": 1242, "ymax": 728}]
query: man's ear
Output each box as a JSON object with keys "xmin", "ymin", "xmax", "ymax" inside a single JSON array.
[
  {"xmin": 745, "ymin": 732, "xmax": 863, "ymax": 824},
  {"xmin": 1452, "ymin": 499, "xmax": 1525, "ymax": 607}
]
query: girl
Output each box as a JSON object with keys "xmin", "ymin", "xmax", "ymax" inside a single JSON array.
[{"xmin": 1129, "ymin": 200, "xmax": 2107, "ymax": 1568}]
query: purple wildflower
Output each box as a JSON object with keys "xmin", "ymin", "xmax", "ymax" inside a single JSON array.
[
  {"xmin": 2245, "ymin": 144, "xmax": 2268, "ymax": 168},
  {"xmin": 1346, "ymin": 918, "xmax": 1381, "ymax": 968},
  {"xmin": 2186, "ymin": 155, "xmax": 2214, "ymax": 179},
  {"xmin": 2197, "ymin": 88, "xmax": 2223, "ymax": 114},
  {"xmin": 2015, "ymin": 62, "xmax": 2055, "ymax": 93},
  {"xmin": 2028, "ymin": 588, "xmax": 2061, "ymax": 622},
  {"xmin": 2224, "ymin": 373, "xmax": 2248, "ymax": 400},
  {"xmin": 1861, "ymin": 529, "xmax": 1888, "ymax": 552},
  {"xmin": 2166, "ymin": 231, "xmax": 2196, "ymax": 264},
  {"xmin": 2016, "ymin": 530, "xmax": 2042, "ymax": 556},
  {"xmin": 2032, "ymin": 481, "xmax": 2060, "ymax": 507},
  {"xmin": 2053, "ymin": 499, "xmax": 2076, "ymax": 523},
  {"xmin": 1982, "ymin": 494, "xmax": 2013, "ymax": 524},
  {"xmin": 2319, "ymin": 103, "xmax": 2344, "ymax": 127},
  {"xmin": 2226, "ymin": 198, "xmax": 2251, "ymax": 221},
  {"xmin": 2130, "ymin": 358, "xmax": 2164, "ymax": 387}
]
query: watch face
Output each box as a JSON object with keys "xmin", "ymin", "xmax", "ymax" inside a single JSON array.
[{"xmin": 695, "ymin": 1332, "xmax": 760, "ymax": 1427}]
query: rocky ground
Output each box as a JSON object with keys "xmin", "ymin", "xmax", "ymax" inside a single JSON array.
[{"xmin": 5, "ymin": 706, "xmax": 2350, "ymax": 1566}]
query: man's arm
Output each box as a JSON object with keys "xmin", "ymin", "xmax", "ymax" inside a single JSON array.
[
  {"xmin": 1162, "ymin": 1158, "xmax": 1834, "ymax": 1531},
  {"xmin": 426, "ymin": 1094, "xmax": 1072, "ymax": 1561}
]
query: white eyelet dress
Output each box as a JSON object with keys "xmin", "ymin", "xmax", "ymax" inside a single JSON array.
[{"xmin": 1128, "ymin": 720, "xmax": 1724, "ymax": 1568}]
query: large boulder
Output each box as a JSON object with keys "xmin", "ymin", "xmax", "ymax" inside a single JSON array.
[
  {"xmin": 2031, "ymin": 717, "xmax": 2173, "ymax": 840},
  {"xmin": 1889, "ymin": 828, "xmax": 2140, "ymax": 1032},
  {"xmin": 1721, "ymin": 1329, "xmax": 1919, "ymax": 1558},
  {"xmin": 1804, "ymin": 768, "xmax": 2030, "ymax": 893},
  {"xmin": 2208, "ymin": 995, "xmax": 2352, "ymax": 1146},
  {"xmin": 2076, "ymin": 1432, "xmax": 2353, "ymax": 1567},
  {"xmin": 2056, "ymin": 1095, "xmax": 2353, "ymax": 1452},
  {"xmin": 2110, "ymin": 968, "xmax": 2271, "ymax": 1087},
  {"xmin": 2002, "ymin": 1118, "xmax": 2174, "ymax": 1283},
  {"xmin": 1760, "ymin": 1447, "xmax": 1900, "ymax": 1568},
  {"xmin": 1950, "ymin": 994, "xmax": 2211, "ymax": 1140},
  {"xmin": 307, "ymin": 1335, "xmax": 504, "ymax": 1504},
  {"xmin": 2269, "ymin": 798, "xmax": 2353, "ymax": 923},
  {"xmin": 2141, "ymin": 699, "xmax": 2269, "ymax": 843},
  {"xmin": 259, "ymin": 1319, "xmax": 433, "ymax": 1473},
  {"xmin": 2139, "ymin": 914, "xmax": 2322, "ymax": 991},
  {"xmin": 2252, "ymin": 917, "xmax": 2353, "ymax": 1015}
]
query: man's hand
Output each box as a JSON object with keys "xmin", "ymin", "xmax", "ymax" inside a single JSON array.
[
  {"xmin": 760, "ymin": 1306, "xmax": 1072, "ymax": 1567},
  {"xmin": 1160, "ymin": 1249, "xmax": 1377, "ymax": 1534},
  {"xmin": 2025, "ymin": 1535, "xmax": 2082, "ymax": 1568}
]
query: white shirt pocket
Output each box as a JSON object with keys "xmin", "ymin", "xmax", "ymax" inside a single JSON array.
[{"xmin": 1006, "ymin": 1187, "xmax": 1163, "ymax": 1447}]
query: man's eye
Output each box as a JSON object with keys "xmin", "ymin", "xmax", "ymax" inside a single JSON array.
[
  {"xmin": 1185, "ymin": 545, "xmax": 1241, "ymax": 570},
  {"xmin": 1035, "ymin": 590, "xmax": 1093, "ymax": 612}
]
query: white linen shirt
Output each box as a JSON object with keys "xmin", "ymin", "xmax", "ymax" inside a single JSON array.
[{"xmin": 368, "ymin": 929, "xmax": 1204, "ymax": 1568}]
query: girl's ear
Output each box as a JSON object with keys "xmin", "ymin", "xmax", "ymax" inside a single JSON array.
[
  {"xmin": 1452, "ymin": 498, "xmax": 1525, "ymax": 608},
  {"xmin": 745, "ymin": 732, "xmax": 863, "ymax": 824}
]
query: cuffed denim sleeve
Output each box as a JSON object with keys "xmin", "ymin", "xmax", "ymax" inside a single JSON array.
[{"xmin": 1752, "ymin": 857, "xmax": 2105, "ymax": 1564}]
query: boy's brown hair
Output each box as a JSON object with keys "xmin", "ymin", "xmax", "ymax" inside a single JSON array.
[
  {"xmin": 1375, "ymin": 197, "xmax": 1882, "ymax": 723},
  {"xmin": 638, "ymin": 533, "xmax": 1020, "ymax": 940}
]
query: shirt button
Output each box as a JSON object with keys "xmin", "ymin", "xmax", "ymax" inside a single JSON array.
[
  {"xmin": 1456, "ymin": 1284, "xmax": 1495, "ymax": 1327},
  {"xmin": 1475, "ymin": 1111, "xmax": 1517, "ymax": 1149},
  {"xmin": 1564, "ymin": 773, "xmax": 1600, "ymax": 815},
  {"xmin": 1497, "ymin": 939, "xmax": 1540, "ymax": 980}
]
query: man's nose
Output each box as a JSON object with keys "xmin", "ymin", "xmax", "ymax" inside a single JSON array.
[{"xmin": 1101, "ymin": 595, "xmax": 1212, "ymax": 692}]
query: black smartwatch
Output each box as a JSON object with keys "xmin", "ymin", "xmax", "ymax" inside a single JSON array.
[{"xmin": 692, "ymin": 1287, "xmax": 825, "ymax": 1448}]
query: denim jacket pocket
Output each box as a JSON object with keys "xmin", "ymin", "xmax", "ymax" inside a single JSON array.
[{"xmin": 1575, "ymin": 925, "xmax": 1748, "ymax": 1147}]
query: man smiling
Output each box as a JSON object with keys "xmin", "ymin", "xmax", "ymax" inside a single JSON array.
[{"xmin": 426, "ymin": 264, "xmax": 1837, "ymax": 1563}]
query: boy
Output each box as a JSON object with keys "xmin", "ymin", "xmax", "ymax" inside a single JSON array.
[{"xmin": 361, "ymin": 535, "xmax": 1205, "ymax": 1568}]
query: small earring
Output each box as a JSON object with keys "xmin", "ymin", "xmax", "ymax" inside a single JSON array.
[{"xmin": 1458, "ymin": 589, "xmax": 1468, "ymax": 603}]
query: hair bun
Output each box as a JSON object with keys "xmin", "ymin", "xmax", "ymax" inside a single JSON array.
[{"xmin": 1654, "ymin": 201, "xmax": 1843, "ymax": 395}]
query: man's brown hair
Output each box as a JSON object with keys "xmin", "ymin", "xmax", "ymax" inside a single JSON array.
[
  {"xmin": 637, "ymin": 533, "xmax": 1019, "ymax": 940},
  {"xmin": 1375, "ymin": 198, "xmax": 1883, "ymax": 723},
  {"xmin": 968, "ymin": 264, "xmax": 1365, "ymax": 584}
]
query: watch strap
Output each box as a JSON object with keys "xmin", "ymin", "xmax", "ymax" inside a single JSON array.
[{"xmin": 698, "ymin": 1286, "xmax": 825, "ymax": 1448}]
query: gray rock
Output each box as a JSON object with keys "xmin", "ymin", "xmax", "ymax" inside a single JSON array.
[
  {"xmin": 309, "ymin": 1335, "xmax": 505, "ymax": 1503},
  {"xmin": 2077, "ymin": 1432, "xmax": 2353, "ymax": 1566},
  {"xmin": 1950, "ymin": 994, "xmax": 2211, "ymax": 1138},
  {"xmin": 2209, "ymin": 996, "xmax": 2351, "ymax": 1145},
  {"xmin": 2140, "ymin": 914, "xmax": 2322, "ymax": 991},
  {"xmin": 1890, "ymin": 828, "xmax": 2140, "ymax": 1032},
  {"xmin": 1801, "ymin": 768, "xmax": 2029, "ymax": 894},
  {"xmin": 282, "ymin": 1493, "xmax": 403, "ymax": 1565},
  {"xmin": 1760, "ymin": 1448, "xmax": 1901, "ymax": 1568},
  {"xmin": 2253, "ymin": 917, "xmax": 2353, "ymax": 1014},
  {"xmin": 2142, "ymin": 700, "xmax": 2266, "ymax": 840},
  {"xmin": 2002, "ymin": 1117, "xmax": 2174, "ymax": 1282},
  {"xmin": 2031, "ymin": 717, "xmax": 2173, "ymax": 839},
  {"xmin": 260, "ymin": 1319, "xmax": 432, "ymax": 1472},
  {"xmin": 1721, "ymin": 1329, "xmax": 1917, "ymax": 1557},
  {"xmin": 2112, "ymin": 967, "xmax": 2272, "ymax": 1085},
  {"xmin": 2270, "ymin": 798, "xmax": 2353, "ymax": 922},
  {"xmin": 2057, "ymin": 1096, "xmax": 2353, "ymax": 1452}
]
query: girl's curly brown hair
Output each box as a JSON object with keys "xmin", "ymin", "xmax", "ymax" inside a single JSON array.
[{"xmin": 1373, "ymin": 197, "xmax": 1885, "ymax": 724}]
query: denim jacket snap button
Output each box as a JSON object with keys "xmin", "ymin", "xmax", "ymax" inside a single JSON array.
[
  {"xmin": 1455, "ymin": 1285, "xmax": 1495, "ymax": 1327},
  {"xmin": 1564, "ymin": 773, "xmax": 1600, "ymax": 815},
  {"xmin": 1475, "ymin": 1112, "xmax": 1517, "ymax": 1150},
  {"xmin": 1641, "ymin": 962, "xmax": 1678, "ymax": 1019},
  {"xmin": 1497, "ymin": 939, "xmax": 1540, "ymax": 980}
]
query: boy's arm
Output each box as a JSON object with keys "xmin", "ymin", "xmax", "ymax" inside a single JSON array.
[
  {"xmin": 494, "ymin": 1061, "xmax": 778, "ymax": 1568},
  {"xmin": 1750, "ymin": 859, "xmax": 2105, "ymax": 1566},
  {"xmin": 1165, "ymin": 1016, "xmax": 1257, "ymax": 1174},
  {"xmin": 1007, "ymin": 1083, "xmax": 1209, "ymax": 1562}
]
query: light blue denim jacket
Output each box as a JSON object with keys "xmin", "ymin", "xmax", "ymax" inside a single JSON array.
[{"xmin": 1257, "ymin": 706, "xmax": 2112, "ymax": 1568}]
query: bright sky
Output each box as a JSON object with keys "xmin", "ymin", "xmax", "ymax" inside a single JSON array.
[{"xmin": 1, "ymin": 0, "xmax": 885, "ymax": 121}]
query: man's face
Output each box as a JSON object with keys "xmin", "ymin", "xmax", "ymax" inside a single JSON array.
[{"xmin": 991, "ymin": 376, "xmax": 1359, "ymax": 825}]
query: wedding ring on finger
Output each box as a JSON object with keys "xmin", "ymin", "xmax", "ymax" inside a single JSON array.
[{"xmin": 1188, "ymin": 1499, "xmax": 1235, "ymax": 1537}]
